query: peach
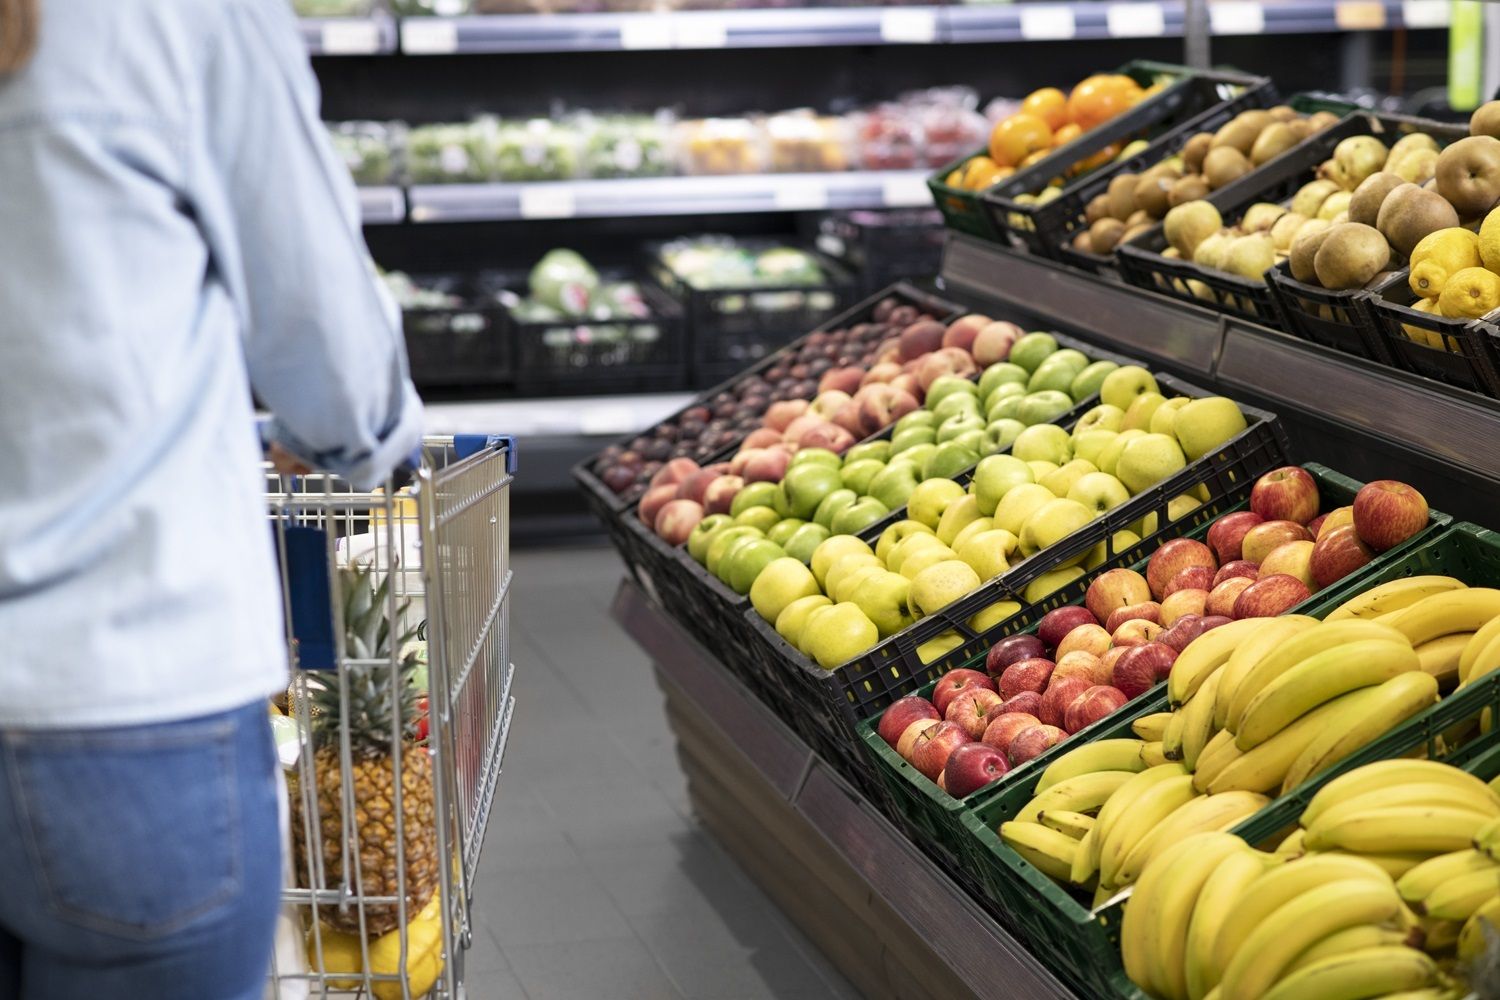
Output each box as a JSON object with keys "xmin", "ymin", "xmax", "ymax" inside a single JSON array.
[
  {"xmin": 638, "ymin": 483, "xmax": 679, "ymax": 527},
  {"xmin": 898, "ymin": 320, "xmax": 946, "ymax": 362},
  {"xmin": 655, "ymin": 499, "xmax": 704, "ymax": 545},
  {"xmin": 818, "ymin": 366, "xmax": 866, "ymax": 396},
  {"xmin": 763, "ymin": 399, "xmax": 809, "ymax": 432},
  {"xmin": 973, "ymin": 321, "xmax": 1024, "ymax": 367},
  {"xmin": 941, "ymin": 314, "xmax": 991, "ymax": 354},
  {"xmin": 916, "ymin": 347, "xmax": 979, "ymax": 392}
]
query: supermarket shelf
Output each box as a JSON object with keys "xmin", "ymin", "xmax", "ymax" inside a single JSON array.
[
  {"xmin": 300, "ymin": 15, "xmax": 399, "ymax": 54},
  {"xmin": 405, "ymin": 170, "xmax": 933, "ymax": 223},
  {"xmin": 423, "ymin": 391, "xmax": 693, "ymax": 437},
  {"xmin": 358, "ymin": 186, "xmax": 407, "ymax": 224}
]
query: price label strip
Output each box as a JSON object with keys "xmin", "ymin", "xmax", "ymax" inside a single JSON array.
[
  {"xmin": 518, "ymin": 186, "xmax": 578, "ymax": 220},
  {"xmin": 1106, "ymin": 3, "xmax": 1165, "ymax": 38},
  {"xmin": 401, "ymin": 18, "xmax": 459, "ymax": 54},
  {"xmin": 1208, "ymin": 1, "xmax": 1264, "ymax": 35},
  {"xmin": 320, "ymin": 20, "xmax": 382, "ymax": 55},
  {"xmin": 879, "ymin": 9, "xmax": 938, "ymax": 44},
  {"xmin": 1335, "ymin": 1, "xmax": 1386, "ymax": 30},
  {"xmin": 620, "ymin": 16, "xmax": 674, "ymax": 49},
  {"xmin": 1020, "ymin": 5, "xmax": 1077, "ymax": 39},
  {"xmin": 673, "ymin": 16, "xmax": 727, "ymax": 48},
  {"xmin": 773, "ymin": 180, "xmax": 829, "ymax": 212}
]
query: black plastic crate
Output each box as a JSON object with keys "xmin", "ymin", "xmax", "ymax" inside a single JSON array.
[
  {"xmin": 1366, "ymin": 269, "xmax": 1500, "ymax": 397},
  {"xmin": 741, "ymin": 375, "xmax": 1289, "ymax": 790},
  {"xmin": 814, "ymin": 209, "xmax": 947, "ymax": 296},
  {"xmin": 400, "ymin": 275, "xmax": 510, "ymax": 389},
  {"xmin": 1267, "ymin": 259, "xmax": 1397, "ymax": 364},
  {"xmin": 984, "ymin": 68, "xmax": 1275, "ymax": 260}
]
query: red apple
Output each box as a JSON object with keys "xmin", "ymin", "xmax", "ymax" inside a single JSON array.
[
  {"xmin": 1213, "ymin": 560, "xmax": 1260, "ymax": 587},
  {"xmin": 911, "ymin": 720, "xmax": 972, "ymax": 780},
  {"xmin": 649, "ymin": 457, "xmax": 700, "ymax": 489},
  {"xmin": 1104, "ymin": 602, "xmax": 1162, "ymax": 635},
  {"xmin": 1310, "ymin": 526, "xmax": 1375, "ymax": 589},
  {"xmin": 1057, "ymin": 623, "xmax": 1112, "ymax": 660},
  {"xmin": 1158, "ymin": 615, "xmax": 1209, "ymax": 652},
  {"xmin": 942, "ymin": 314, "xmax": 991, "ymax": 354},
  {"xmin": 1242, "ymin": 520, "xmax": 1313, "ymax": 565},
  {"xmin": 763, "ymin": 399, "xmax": 809, "ymax": 432},
  {"xmin": 1206, "ymin": 577, "xmax": 1255, "ymax": 618},
  {"xmin": 896, "ymin": 719, "xmax": 939, "ymax": 762},
  {"xmin": 1250, "ymin": 466, "xmax": 1321, "ymax": 524},
  {"xmin": 1037, "ymin": 606, "xmax": 1100, "ymax": 651},
  {"xmin": 1099, "ymin": 645, "xmax": 1130, "ymax": 680},
  {"xmin": 943, "ymin": 741, "xmax": 1011, "ymax": 797},
  {"xmin": 1146, "ymin": 539, "xmax": 1218, "ymax": 601},
  {"xmin": 998, "ymin": 658, "xmax": 1056, "ymax": 700},
  {"xmin": 1207, "ymin": 511, "xmax": 1265, "ymax": 565},
  {"xmin": 985, "ymin": 634, "xmax": 1048, "ymax": 677},
  {"xmin": 898, "ymin": 320, "xmax": 946, "ymax": 362},
  {"xmin": 878, "ymin": 696, "xmax": 940, "ymax": 747},
  {"xmin": 982, "ymin": 712, "xmax": 1041, "ymax": 755},
  {"xmin": 1353, "ymin": 481, "xmax": 1429, "ymax": 552},
  {"xmin": 1007, "ymin": 724, "xmax": 1067, "ymax": 766},
  {"xmin": 1199, "ymin": 615, "xmax": 1234, "ymax": 631},
  {"xmin": 1233, "ymin": 574, "xmax": 1312, "ymax": 619},
  {"xmin": 932, "ymin": 668, "xmax": 995, "ymax": 717},
  {"xmin": 1260, "ymin": 540, "xmax": 1316, "ymax": 591},
  {"xmin": 702, "ymin": 475, "xmax": 744, "ymax": 516},
  {"xmin": 1053, "ymin": 650, "xmax": 1109, "ymax": 686},
  {"xmin": 1064, "ymin": 685, "xmax": 1129, "ymax": 733},
  {"xmin": 1306, "ymin": 513, "xmax": 1328, "ymax": 539},
  {"xmin": 1112, "ymin": 642, "xmax": 1178, "ymax": 697},
  {"xmin": 1112, "ymin": 618, "xmax": 1166, "ymax": 647},
  {"xmin": 973, "ymin": 321, "xmax": 1024, "ymax": 366},
  {"xmin": 997, "ymin": 691, "xmax": 1043, "ymax": 719},
  {"xmin": 638, "ymin": 483, "xmax": 679, "ymax": 527},
  {"xmin": 946, "ymin": 688, "xmax": 1007, "ymax": 741},
  {"xmin": 1086, "ymin": 569, "xmax": 1153, "ymax": 624},
  {"xmin": 1160, "ymin": 588, "xmax": 1209, "ymax": 626},
  {"xmin": 1039, "ymin": 676, "xmax": 1092, "ymax": 729},
  {"xmin": 655, "ymin": 499, "xmax": 704, "ymax": 545},
  {"xmin": 1165, "ymin": 565, "xmax": 1216, "ymax": 597}
]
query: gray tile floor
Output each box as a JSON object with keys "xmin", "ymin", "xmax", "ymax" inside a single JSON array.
[{"xmin": 464, "ymin": 543, "xmax": 859, "ymax": 1000}]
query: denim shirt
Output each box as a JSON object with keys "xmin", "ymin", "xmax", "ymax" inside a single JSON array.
[{"xmin": 0, "ymin": 0, "xmax": 424, "ymax": 727}]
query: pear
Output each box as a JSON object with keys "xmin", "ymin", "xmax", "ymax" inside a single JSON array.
[
  {"xmin": 1435, "ymin": 136, "xmax": 1500, "ymax": 219},
  {"xmin": 1393, "ymin": 148, "xmax": 1438, "ymax": 185},
  {"xmin": 1221, "ymin": 233, "xmax": 1276, "ymax": 281},
  {"xmin": 1289, "ymin": 226, "xmax": 1334, "ymax": 284},
  {"xmin": 1471, "ymin": 101, "xmax": 1500, "ymax": 141},
  {"xmin": 1267, "ymin": 105, "xmax": 1299, "ymax": 122},
  {"xmin": 1324, "ymin": 135, "xmax": 1389, "ymax": 191},
  {"xmin": 1241, "ymin": 202, "xmax": 1286, "ymax": 232},
  {"xmin": 1250, "ymin": 122, "xmax": 1299, "ymax": 166},
  {"xmin": 1234, "ymin": 109, "xmax": 1276, "ymax": 132},
  {"xmin": 1125, "ymin": 209, "xmax": 1152, "ymax": 227},
  {"xmin": 1269, "ymin": 212, "xmax": 1309, "ymax": 251},
  {"xmin": 1191, "ymin": 231, "xmax": 1233, "ymax": 269},
  {"xmin": 1287, "ymin": 119, "xmax": 1315, "ymax": 141},
  {"xmin": 1210, "ymin": 119, "xmax": 1260, "ymax": 156},
  {"xmin": 1164, "ymin": 201, "xmax": 1223, "ymax": 257},
  {"xmin": 1308, "ymin": 111, "xmax": 1343, "ymax": 133},
  {"xmin": 1313, "ymin": 222, "xmax": 1391, "ymax": 290},
  {"xmin": 1347, "ymin": 171, "xmax": 1406, "ymax": 227},
  {"xmin": 1316, "ymin": 190, "xmax": 1353, "ymax": 222},
  {"xmin": 1376, "ymin": 182, "xmax": 1460, "ymax": 258},
  {"xmin": 1182, "ymin": 133, "xmax": 1214, "ymax": 174},
  {"xmin": 1386, "ymin": 132, "xmax": 1440, "ymax": 174},
  {"xmin": 1291, "ymin": 179, "xmax": 1341, "ymax": 218},
  {"xmin": 1203, "ymin": 146, "xmax": 1252, "ymax": 190},
  {"xmin": 1168, "ymin": 175, "xmax": 1211, "ymax": 207}
]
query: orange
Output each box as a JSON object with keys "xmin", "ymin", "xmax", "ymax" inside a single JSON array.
[
  {"xmin": 945, "ymin": 167, "xmax": 966, "ymax": 188},
  {"xmin": 1019, "ymin": 149, "xmax": 1052, "ymax": 170},
  {"xmin": 1051, "ymin": 122, "xmax": 1083, "ymax": 148},
  {"xmin": 989, "ymin": 113, "xmax": 1053, "ymax": 168},
  {"xmin": 1071, "ymin": 142, "xmax": 1120, "ymax": 176},
  {"xmin": 965, "ymin": 156, "xmax": 1010, "ymax": 190},
  {"xmin": 1068, "ymin": 74, "xmax": 1142, "ymax": 130},
  {"xmin": 1020, "ymin": 87, "xmax": 1069, "ymax": 131}
]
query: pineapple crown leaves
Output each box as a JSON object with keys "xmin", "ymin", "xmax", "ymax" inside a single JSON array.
[{"xmin": 340, "ymin": 562, "xmax": 420, "ymax": 662}]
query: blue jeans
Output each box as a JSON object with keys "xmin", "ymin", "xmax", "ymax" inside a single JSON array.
[{"xmin": 0, "ymin": 702, "xmax": 281, "ymax": 1000}]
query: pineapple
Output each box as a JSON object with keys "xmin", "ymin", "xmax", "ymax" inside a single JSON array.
[{"xmin": 291, "ymin": 562, "xmax": 438, "ymax": 938}]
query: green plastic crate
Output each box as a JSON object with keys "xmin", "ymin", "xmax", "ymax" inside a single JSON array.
[{"xmin": 856, "ymin": 464, "xmax": 1450, "ymax": 879}]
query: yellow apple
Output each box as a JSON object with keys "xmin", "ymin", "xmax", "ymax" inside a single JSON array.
[
  {"xmin": 803, "ymin": 603, "xmax": 879, "ymax": 668},
  {"xmin": 750, "ymin": 557, "xmax": 821, "ymax": 622},
  {"xmin": 908, "ymin": 478, "xmax": 967, "ymax": 530},
  {"xmin": 994, "ymin": 482, "xmax": 1057, "ymax": 536},
  {"xmin": 910, "ymin": 560, "xmax": 983, "ymax": 616},
  {"xmin": 810, "ymin": 535, "xmax": 874, "ymax": 587},
  {"xmin": 775, "ymin": 594, "xmax": 832, "ymax": 647},
  {"xmin": 1023, "ymin": 565, "xmax": 1086, "ymax": 603}
]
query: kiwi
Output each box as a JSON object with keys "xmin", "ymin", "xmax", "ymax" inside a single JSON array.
[
  {"xmin": 1250, "ymin": 123, "xmax": 1299, "ymax": 166},
  {"xmin": 1085, "ymin": 193, "xmax": 1112, "ymax": 225},
  {"xmin": 1347, "ymin": 171, "xmax": 1406, "ymax": 227},
  {"xmin": 1376, "ymin": 183, "xmax": 1461, "ymax": 258},
  {"xmin": 1203, "ymin": 146, "xmax": 1252, "ymax": 190},
  {"xmin": 1313, "ymin": 222, "xmax": 1391, "ymax": 290},
  {"xmin": 1290, "ymin": 227, "xmax": 1334, "ymax": 283},
  {"xmin": 1089, "ymin": 218, "xmax": 1128, "ymax": 253},
  {"xmin": 1211, "ymin": 120, "xmax": 1260, "ymax": 156},
  {"xmin": 1233, "ymin": 109, "xmax": 1276, "ymax": 134},
  {"xmin": 1267, "ymin": 105, "xmax": 1299, "ymax": 122},
  {"xmin": 1106, "ymin": 173, "xmax": 1138, "ymax": 221},
  {"xmin": 1181, "ymin": 133, "xmax": 1214, "ymax": 175},
  {"xmin": 1168, "ymin": 175, "xmax": 1211, "ymax": 207},
  {"xmin": 1134, "ymin": 169, "xmax": 1178, "ymax": 219}
]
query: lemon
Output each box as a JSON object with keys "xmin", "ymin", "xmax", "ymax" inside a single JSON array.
[
  {"xmin": 307, "ymin": 926, "xmax": 365, "ymax": 991},
  {"xmin": 1409, "ymin": 227, "xmax": 1481, "ymax": 299},
  {"xmin": 1402, "ymin": 296, "xmax": 1446, "ymax": 350},
  {"xmin": 1480, "ymin": 206, "xmax": 1500, "ymax": 272},
  {"xmin": 1437, "ymin": 266, "xmax": 1500, "ymax": 320}
]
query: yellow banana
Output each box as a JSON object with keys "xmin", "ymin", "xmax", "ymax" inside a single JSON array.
[
  {"xmin": 1116, "ymin": 790, "xmax": 1268, "ymax": 886},
  {"xmin": 1219, "ymin": 879, "xmax": 1405, "ymax": 1000},
  {"xmin": 1422, "ymin": 867, "xmax": 1500, "ymax": 920},
  {"xmin": 1192, "ymin": 729, "xmax": 1240, "ymax": 789},
  {"xmin": 1180, "ymin": 671, "xmax": 1223, "ymax": 771},
  {"xmin": 1385, "ymin": 588, "xmax": 1500, "ymax": 647},
  {"xmin": 1163, "ymin": 706, "xmax": 1189, "ymax": 762},
  {"xmin": 1141, "ymin": 741, "xmax": 1170, "ymax": 767},
  {"xmin": 1313, "ymin": 786, "xmax": 1500, "ymax": 838},
  {"xmin": 1226, "ymin": 620, "xmax": 1409, "ymax": 734},
  {"xmin": 1257, "ymin": 945, "xmax": 1436, "ymax": 1000},
  {"xmin": 1304, "ymin": 806, "xmax": 1494, "ymax": 855},
  {"xmin": 1398, "ymin": 849, "xmax": 1500, "ymax": 903},
  {"xmin": 1016, "ymin": 769, "xmax": 1135, "ymax": 823},
  {"xmin": 1324, "ymin": 576, "xmax": 1468, "ymax": 622},
  {"xmin": 1207, "ymin": 688, "xmax": 1370, "ymax": 795},
  {"xmin": 1133, "ymin": 711, "xmax": 1173, "ymax": 741},
  {"xmin": 1476, "ymin": 815, "xmax": 1500, "ymax": 860},
  {"xmin": 1280, "ymin": 672, "xmax": 1440, "ymax": 793},
  {"xmin": 1143, "ymin": 833, "xmax": 1248, "ymax": 1000},
  {"xmin": 999, "ymin": 821, "xmax": 1078, "ymax": 882},
  {"xmin": 1184, "ymin": 849, "xmax": 1266, "ymax": 1000},
  {"xmin": 1034, "ymin": 738, "xmax": 1147, "ymax": 793},
  {"xmin": 1214, "ymin": 616, "xmax": 1319, "ymax": 730},
  {"xmin": 1092, "ymin": 763, "xmax": 1190, "ymax": 869},
  {"xmin": 1168, "ymin": 617, "xmax": 1268, "ymax": 706},
  {"xmin": 1121, "ymin": 831, "xmax": 1225, "ymax": 994},
  {"xmin": 1275, "ymin": 828, "xmax": 1307, "ymax": 859},
  {"xmin": 1303, "ymin": 760, "xmax": 1498, "ymax": 830},
  {"xmin": 1457, "ymin": 894, "xmax": 1500, "ymax": 961},
  {"xmin": 1070, "ymin": 823, "xmax": 1100, "ymax": 885},
  {"xmin": 1038, "ymin": 809, "xmax": 1095, "ymax": 840},
  {"xmin": 1461, "ymin": 626, "xmax": 1500, "ymax": 687},
  {"xmin": 1283, "ymin": 924, "xmax": 1417, "ymax": 974},
  {"xmin": 1331, "ymin": 851, "xmax": 1434, "ymax": 880},
  {"xmin": 1100, "ymin": 774, "xmax": 1198, "ymax": 888},
  {"xmin": 1418, "ymin": 916, "xmax": 1461, "ymax": 950},
  {"xmin": 1236, "ymin": 639, "xmax": 1420, "ymax": 750},
  {"xmin": 1415, "ymin": 631, "xmax": 1471, "ymax": 689},
  {"xmin": 1460, "ymin": 615, "xmax": 1500, "ymax": 682}
]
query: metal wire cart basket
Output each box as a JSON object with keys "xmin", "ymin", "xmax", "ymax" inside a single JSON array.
[{"xmin": 264, "ymin": 434, "xmax": 516, "ymax": 1000}]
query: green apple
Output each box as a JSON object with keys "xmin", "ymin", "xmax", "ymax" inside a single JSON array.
[
  {"xmin": 887, "ymin": 532, "xmax": 948, "ymax": 575},
  {"xmin": 775, "ymin": 594, "xmax": 832, "ymax": 647},
  {"xmin": 908, "ymin": 478, "xmax": 966, "ymax": 529},
  {"xmin": 1026, "ymin": 362, "xmax": 1077, "ymax": 396},
  {"xmin": 783, "ymin": 463, "xmax": 844, "ymax": 519},
  {"xmin": 1072, "ymin": 428, "xmax": 1119, "ymax": 467},
  {"xmin": 823, "ymin": 554, "xmax": 884, "ymax": 604},
  {"xmin": 950, "ymin": 429, "xmax": 989, "ymax": 457},
  {"xmin": 1019, "ymin": 497, "xmax": 1093, "ymax": 555},
  {"xmin": 723, "ymin": 537, "xmax": 783, "ymax": 592},
  {"xmin": 955, "ymin": 528, "xmax": 1017, "ymax": 583},
  {"xmin": 985, "ymin": 419, "xmax": 1026, "ymax": 454},
  {"xmin": 937, "ymin": 413, "xmax": 985, "ymax": 444},
  {"xmin": 1040, "ymin": 459, "xmax": 1099, "ymax": 499},
  {"xmin": 1017, "ymin": 390, "xmax": 1074, "ymax": 427},
  {"xmin": 890, "ymin": 425, "xmax": 936, "ymax": 455},
  {"xmin": 1023, "ymin": 564, "xmax": 1085, "ymax": 604},
  {"xmin": 932, "ymin": 392, "xmax": 981, "ymax": 425},
  {"xmin": 831, "ymin": 497, "xmax": 890, "ymax": 536},
  {"xmin": 1099, "ymin": 365, "xmax": 1160, "ymax": 410},
  {"xmin": 790, "ymin": 447, "xmax": 842, "ymax": 470},
  {"xmin": 803, "ymin": 603, "xmax": 879, "ymax": 669},
  {"xmin": 810, "ymin": 534, "xmax": 874, "ymax": 587},
  {"xmin": 1046, "ymin": 348, "xmax": 1090, "ymax": 375},
  {"xmin": 969, "ymin": 598, "xmax": 1023, "ymax": 633},
  {"xmin": 1148, "ymin": 396, "xmax": 1192, "ymax": 437},
  {"xmin": 1067, "ymin": 471, "xmax": 1131, "ymax": 515},
  {"xmin": 812, "ymin": 488, "xmax": 858, "ymax": 529},
  {"xmin": 895, "ymin": 410, "xmax": 936, "ymax": 433},
  {"xmin": 750, "ymin": 557, "xmax": 821, "ymax": 622},
  {"xmin": 1121, "ymin": 391, "xmax": 1167, "ymax": 432},
  {"xmin": 687, "ymin": 514, "xmax": 734, "ymax": 564},
  {"xmin": 985, "ymin": 382, "xmax": 1028, "ymax": 421},
  {"xmin": 1097, "ymin": 428, "xmax": 1146, "ymax": 477},
  {"xmin": 1070, "ymin": 360, "xmax": 1120, "ymax": 401},
  {"xmin": 840, "ymin": 458, "xmax": 885, "ymax": 497},
  {"xmin": 1012, "ymin": 423, "xmax": 1072, "ymax": 465},
  {"xmin": 1009, "ymin": 332, "xmax": 1060, "ymax": 373},
  {"xmin": 971, "ymin": 454, "xmax": 1034, "ymax": 516},
  {"xmin": 1116, "ymin": 432, "xmax": 1187, "ymax": 494},
  {"xmin": 1073, "ymin": 403, "xmax": 1124, "ymax": 436},
  {"xmin": 729, "ymin": 481, "xmax": 778, "ymax": 518},
  {"xmin": 867, "ymin": 462, "xmax": 921, "ymax": 511},
  {"xmin": 951, "ymin": 516, "xmax": 996, "ymax": 552},
  {"xmin": 988, "ymin": 394, "xmax": 1026, "ymax": 422},
  {"xmin": 917, "ymin": 630, "xmax": 966, "ymax": 664},
  {"xmin": 1083, "ymin": 528, "xmax": 1143, "ymax": 570},
  {"xmin": 979, "ymin": 362, "xmax": 1030, "ymax": 400},
  {"xmin": 1175, "ymin": 396, "xmax": 1248, "ymax": 460},
  {"xmin": 909, "ymin": 560, "xmax": 982, "ymax": 616},
  {"xmin": 771, "ymin": 483, "xmax": 793, "ymax": 519},
  {"xmin": 902, "ymin": 446, "xmax": 939, "ymax": 478},
  {"xmin": 784, "ymin": 521, "xmax": 832, "ymax": 564},
  {"xmin": 734, "ymin": 505, "xmax": 781, "ymax": 534},
  {"xmin": 936, "ymin": 493, "xmax": 983, "ymax": 546},
  {"xmin": 927, "ymin": 442, "xmax": 980, "ymax": 482},
  {"xmin": 848, "ymin": 569, "xmax": 916, "ymax": 637},
  {"xmin": 925, "ymin": 375, "xmax": 979, "ymax": 411},
  {"xmin": 876, "ymin": 519, "xmax": 935, "ymax": 564},
  {"xmin": 993, "ymin": 482, "xmax": 1055, "ymax": 536},
  {"xmin": 843, "ymin": 440, "xmax": 891, "ymax": 465},
  {"xmin": 1027, "ymin": 460, "xmax": 1059, "ymax": 481},
  {"xmin": 767, "ymin": 517, "xmax": 805, "ymax": 547},
  {"xmin": 706, "ymin": 526, "xmax": 763, "ymax": 577}
]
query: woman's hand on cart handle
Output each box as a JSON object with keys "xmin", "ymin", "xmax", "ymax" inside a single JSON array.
[{"xmin": 269, "ymin": 443, "xmax": 313, "ymax": 477}]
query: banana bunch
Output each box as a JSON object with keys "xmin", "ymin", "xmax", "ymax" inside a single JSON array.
[
  {"xmin": 1122, "ymin": 832, "xmax": 1451, "ymax": 1000},
  {"xmin": 1331, "ymin": 577, "xmax": 1500, "ymax": 691}
]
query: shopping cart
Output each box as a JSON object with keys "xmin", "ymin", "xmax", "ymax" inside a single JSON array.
[{"xmin": 264, "ymin": 434, "xmax": 517, "ymax": 1000}]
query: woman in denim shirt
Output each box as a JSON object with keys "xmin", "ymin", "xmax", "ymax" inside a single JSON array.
[{"xmin": 0, "ymin": 0, "xmax": 423, "ymax": 995}]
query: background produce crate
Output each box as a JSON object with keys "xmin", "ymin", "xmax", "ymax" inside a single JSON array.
[
  {"xmin": 1117, "ymin": 110, "xmax": 1463, "ymax": 334},
  {"xmin": 1367, "ymin": 270, "xmax": 1500, "ymax": 398},
  {"xmin": 857, "ymin": 463, "xmax": 1449, "ymax": 877},
  {"xmin": 401, "ymin": 275, "xmax": 510, "ymax": 389},
  {"xmin": 1265, "ymin": 260, "xmax": 1395, "ymax": 364},
  {"xmin": 984, "ymin": 68, "xmax": 1275, "ymax": 261},
  {"xmin": 813, "ymin": 209, "xmax": 947, "ymax": 296},
  {"xmin": 741, "ymin": 375, "xmax": 1289, "ymax": 793}
]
